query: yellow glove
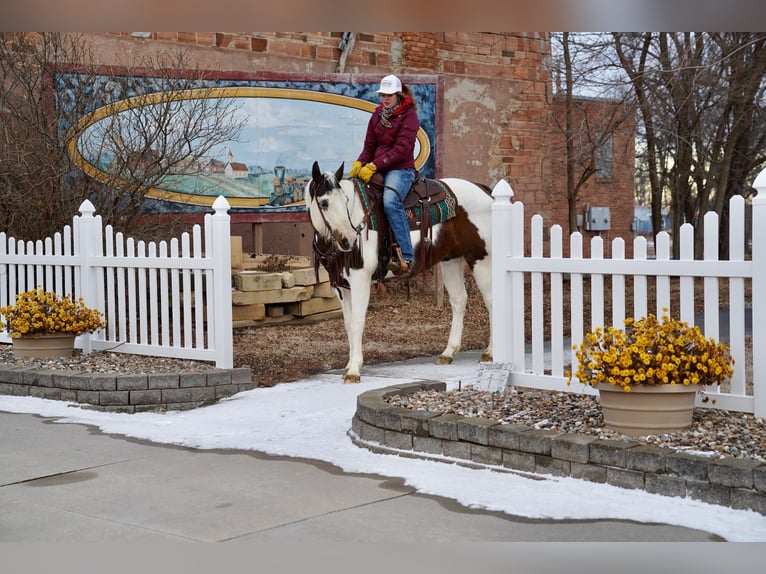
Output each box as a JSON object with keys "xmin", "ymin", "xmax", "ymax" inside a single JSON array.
[
  {"xmin": 358, "ymin": 162, "xmax": 377, "ymax": 183},
  {"xmin": 349, "ymin": 161, "xmax": 363, "ymax": 178}
]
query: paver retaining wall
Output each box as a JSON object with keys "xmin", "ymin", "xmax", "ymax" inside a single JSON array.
[
  {"xmin": 0, "ymin": 365, "xmax": 255, "ymax": 413},
  {"xmin": 349, "ymin": 381, "xmax": 766, "ymax": 516}
]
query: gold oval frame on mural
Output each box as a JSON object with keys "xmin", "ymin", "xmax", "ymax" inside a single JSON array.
[{"xmin": 67, "ymin": 87, "xmax": 432, "ymax": 209}]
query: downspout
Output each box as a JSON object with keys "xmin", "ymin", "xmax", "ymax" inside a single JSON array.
[{"xmin": 337, "ymin": 32, "xmax": 356, "ymax": 73}]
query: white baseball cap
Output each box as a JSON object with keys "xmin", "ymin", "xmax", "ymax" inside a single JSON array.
[{"xmin": 376, "ymin": 74, "xmax": 402, "ymax": 94}]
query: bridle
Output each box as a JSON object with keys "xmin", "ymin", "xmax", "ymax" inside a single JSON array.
[{"xmin": 309, "ymin": 176, "xmax": 370, "ymax": 250}]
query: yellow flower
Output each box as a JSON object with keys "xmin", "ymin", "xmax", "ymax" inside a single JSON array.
[
  {"xmin": 0, "ymin": 287, "xmax": 106, "ymax": 338},
  {"xmin": 566, "ymin": 312, "xmax": 734, "ymax": 391}
]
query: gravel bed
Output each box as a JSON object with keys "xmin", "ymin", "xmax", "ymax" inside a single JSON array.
[
  {"xmin": 0, "ymin": 346, "xmax": 217, "ymax": 374},
  {"xmin": 386, "ymin": 385, "xmax": 766, "ymax": 463}
]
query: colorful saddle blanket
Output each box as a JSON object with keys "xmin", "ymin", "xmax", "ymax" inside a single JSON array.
[{"xmin": 353, "ymin": 178, "xmax": 458, "ymax": 232}]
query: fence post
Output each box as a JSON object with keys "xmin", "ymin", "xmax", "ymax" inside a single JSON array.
[
  {"xmin": 75, "ymin": 199, "xmax": 103, "ymax": 354},
  {"xmin": 491, "ymin": 179, "xmax": 514, "ymax": 364},
  {"xmin": 208, "ymin": 196, "xmax": 233, "ymax": 369},
  {"xmin": 751, "ymin": 168, "xmax": 766, "ymax": 419}
]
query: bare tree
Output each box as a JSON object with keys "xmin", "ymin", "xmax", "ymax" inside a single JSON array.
[
  {"xmin": 0, "ymin": 33, "xmax": 246, "ymax": 242},
  {"xmin": 612, "ymin": 32, "xmax": 766, "ymax": 257},
  {"xmin": 551, "ymin": 33, "xmax": 636, "ymax": 235}
]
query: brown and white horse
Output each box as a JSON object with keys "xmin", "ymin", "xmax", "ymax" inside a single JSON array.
[{"xmin": 305, "ymin": 161, "xmax": 493, "ymax": 384}]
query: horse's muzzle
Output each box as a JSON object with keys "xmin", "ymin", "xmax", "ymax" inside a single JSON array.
[{"xmin": 333, "ymin": 231, "xmax": 353, "ymax": 252}]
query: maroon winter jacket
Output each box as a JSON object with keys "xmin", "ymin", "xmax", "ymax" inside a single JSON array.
[{"xmin": 357, "ymin": 96, "xmax": 419, "ymax": 172}]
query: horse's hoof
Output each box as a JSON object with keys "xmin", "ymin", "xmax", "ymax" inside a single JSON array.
[
  {"xmin": 343, "ymin": 374, "xmax": 361, "ymax": 384},
  {"xmin": 435, "ymin": 355, "xmax": 453, "ymax": 365},
  {"xmin": 479, "ymin": 350, "xmax": 493, "ymax": 363}
]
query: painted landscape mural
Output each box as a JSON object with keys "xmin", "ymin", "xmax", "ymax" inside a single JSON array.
[{"xmin": 58, "ymin": 74, "xmax": 437, "ymax": 213}]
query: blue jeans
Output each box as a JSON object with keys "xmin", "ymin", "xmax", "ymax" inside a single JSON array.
[{"xmin": 382, "ymin": 168, "xmax": 415, "ymax": 262}]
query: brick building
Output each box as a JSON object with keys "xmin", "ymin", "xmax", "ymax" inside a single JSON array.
[{"xmin": 78, "ymin": 32, "xmax": 635, "ymax": 255}]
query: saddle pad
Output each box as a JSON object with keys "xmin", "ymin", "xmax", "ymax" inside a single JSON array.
[
  {"xmin": 405, "ymin": 181, "xmax": 457, "ymax": 229},
  {"xmin": 353, "ymin": 179, "xmax": 457, "ymax": 231}
]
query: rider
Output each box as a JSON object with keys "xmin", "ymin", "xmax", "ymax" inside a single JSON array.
[{"xmin": 349, "ymin": 74, "xmax": 419, "ymax": 276}]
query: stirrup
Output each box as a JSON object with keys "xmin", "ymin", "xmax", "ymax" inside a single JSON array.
[
  {"xmin": 387, "ymin": 244, "xmax": 411, "ymax": 276},
  {"xmin": 387, "ymin": 259, "xmax": 411, "ymax": 276}
]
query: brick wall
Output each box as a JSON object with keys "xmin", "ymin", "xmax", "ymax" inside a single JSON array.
[{"xmin": 86, "ymin": 32, "xmax": 634, "ymax": 250}]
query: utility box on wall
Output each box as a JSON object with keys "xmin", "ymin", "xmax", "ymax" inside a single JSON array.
[{"xmin": 587, "ymin": 206, "xmax": 611, "ymax": 231}]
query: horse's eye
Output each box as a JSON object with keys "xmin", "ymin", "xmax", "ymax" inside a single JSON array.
[{"xmin": 319, "ymin": 199, "xmax": 329, "ymax": 211}]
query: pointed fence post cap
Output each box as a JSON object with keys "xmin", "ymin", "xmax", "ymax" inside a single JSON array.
[{"xmin": 492, "ymin": 179, "xmax": 513, "ymax": 199}]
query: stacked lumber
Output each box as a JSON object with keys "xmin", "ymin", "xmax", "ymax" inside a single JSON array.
[{"xmin": 230, "ymin": 238, "xmax": 341, "ymax": 327}]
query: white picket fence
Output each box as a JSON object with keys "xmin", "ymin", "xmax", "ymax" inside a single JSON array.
[
  {"xmin": 491, "ymin": 168, "xmax": 766, "ymax": 419},
  {"xmin": 0, "ymin": 197, "xmax": 233, "ymax": 368}
]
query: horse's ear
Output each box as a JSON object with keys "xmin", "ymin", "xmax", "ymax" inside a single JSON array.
[
  {"xmin": 334, "ymin": 163, "xmax": 344, "ymax": 182},
  {"xmin": 312, "ymin": 161, "xmax": 321, "ymax": 181}
]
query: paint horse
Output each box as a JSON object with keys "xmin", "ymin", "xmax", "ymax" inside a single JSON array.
[{"xmin": 305, "ymin": 161, "xmax": 493, "ymax": 384}]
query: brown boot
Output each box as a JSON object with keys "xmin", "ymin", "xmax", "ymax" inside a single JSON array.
[{"xmin": 387, "ymin": 259, "xmax": 412, "ymax": 276}]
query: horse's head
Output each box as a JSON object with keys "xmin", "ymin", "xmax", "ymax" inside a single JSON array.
[{"xmin": 305, "ymin": 161, "xmax": 362, "ymax": 252}]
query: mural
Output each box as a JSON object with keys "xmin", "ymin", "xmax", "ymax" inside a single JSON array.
[{"xmin": 56, "ymin": 74, "xmax": 437, "ymax": 213}]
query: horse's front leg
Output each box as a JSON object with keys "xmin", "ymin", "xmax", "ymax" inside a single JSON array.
[
  {"xmin": 335, "ymin": 286, "xmax": 355, "ymax": 374},
  {"xmin": 342, "ymin": 270, "xmax": 372, "ymax": 384}
]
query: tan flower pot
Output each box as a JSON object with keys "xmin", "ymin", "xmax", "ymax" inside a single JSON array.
[
  {"xmin": 597, "ymin": 382, "xmax": 698, "ymax": 436},
  {"xmin": 12, "ymin": 333, "xmax": 76, "ymax": 359}
]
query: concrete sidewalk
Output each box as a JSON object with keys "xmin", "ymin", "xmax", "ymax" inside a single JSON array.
[{"xmin": 0, "ymin": 409, "xmax": 720, "ymax": 542}]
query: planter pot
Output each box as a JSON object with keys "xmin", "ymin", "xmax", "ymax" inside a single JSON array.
[
  {"xmin": 596, "ymin": 383, "xmax": 698, "ymax": 436},
  {"xmin": 12, "ymin": 333, "xmax": 76, "ymax": 359}
]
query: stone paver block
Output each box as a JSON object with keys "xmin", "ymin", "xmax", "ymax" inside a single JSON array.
[
  {"xmin": 428, "ymin": 414, "xmax": 463, "ymax": 441},
  {"xmin": 645, "ymin": 473, "xmax": 687, "ymax": 498},
  {"xmin": 502, "ymin": 450, "xmax": 536, "ymax": 473},
  {"xmin": 606, "ymin": 467, "xmax": 645, "ymax": 490},
  {"xmin": 0, "ymin": 382, "xmax": 28, "ymax": 396},
  {"xmin": 29, "ymin": 387, "xmax": 77, "ymax": 402},
  {"xmin": 570, "ymin": 461, "xmax": 606, "ymax": 483},
  {"xmin": 0, "ymin": 367, "xmax": 34, "ymax": 385},
  {"xmin": 205, "ymin": 371, "xmax": 232, "ymax": 386},
  {"xmin": 625, "ymin": 445, "xmax": 667, "ymax": 473},
  {"xmin": 401, "ymin": 410, "xmax": 440, "ymax": 436},
  {"xmin": 664, "ymin": 452, "xmax": 709, "ymax": 481},
  {"xmin": 99, "ymin": 390, "xmax": 130, "ymax": 406},
  {"xmin": 708, "ymin": 458, "xmax": 761, "ymax": 489},
  {"xmin": 76, "ymin": 390, "xmax": 100, "ymax": 404},
  {"xmin": 357, "ymin": 420, "xmax": 385, "ymax": 444},
  {"xmin": 457, "ymin": 417, "xmax": 498, "ymax": 445},
  {"xmin": 149, "ymin": 373, "xmax": 180, "ymax": 390},
  {"xmin": 161, "ymin": 387, "xmax": 196, "ymax": 403},
  {"xmin": 487, "ymin": 423, "xmax": 528, "ymax": 450},
  {"xmin": 551, "ymin": 433, "xmax": 595, "ymax": 463},
  {"xmin": 730, "ymin": 489, "xmax": 766, "ymax": 515},
  {"xmin": 413, "ymin": 435, "xmax": 443, "ymax": 455},
  {"xmin": 116, "ymin": 374, "xmax": 149, "ymax": 391},
  {"xmin": 534, "ymin": 454, "xmax": 570, "ymax": 477},
  {"xmin": 517, "ymin": 429, "xmax": 561, "ymax": 455},
  {"xmin": 754, "ymin": 466, "xmax": 766, "ymax": 493},
  {"xmin": 376, "ymin": 407, "xmax": 406, "ymax": 432},
  {"xmin": 589, "ymin": 438, "xmax": 638, "ymax": 468},
  {"xmin": 686, "ymin": 480, "xmax": 731, "ymax": 507},
  {"xmin": 179, "ymin": 372, "xmax": 208, "ymax": 389},
  {"xmin": 130, "ymin": 389, "xmax": 163, "ymax": 405},
  {"xmin": 23, "ymin": 370, "xmax": 53, "ymax": 387},
  {"xmin": 90, "ymin": 374, "xmax": 118, "ymax": 391},
  {"xmin": 384, "ymin": 430, "xmax": 413, "ymax": 451},
  {"xmin": 471, "ymin": 445, "xmax": 503, "ymax": 466},
  {"xmin": 442, "ymin": 440, "xmax": 471, "ymax": 460},
  {"xmin": 215, "ymin": 384, "xmax": 240, "ymax": 399},
  {"xmin": 231, "ymin": 368, "xmax": 253, "ymax": 385}
]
